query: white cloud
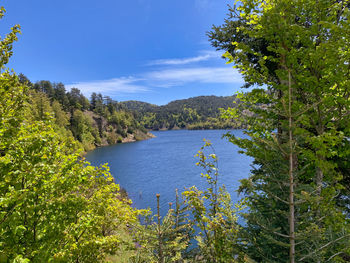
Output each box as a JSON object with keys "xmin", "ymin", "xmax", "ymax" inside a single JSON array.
[
  {"xmin": 66, "ymin": 77, "xmax": 149, "ymax": 97},
  {"xmin": 65, "ymin": 51, "xmax": 243, "ymax": 99},
  {"xmin": 146, "ymin": 67, "xmax": 243, "ymax": 87},
  {"xmin": 147, "ymin": 50, "xmax": 220, "ymax": 66},
  {"xmin": 66, "ymin": 66, "xmax": 242, "ymax": 98}
]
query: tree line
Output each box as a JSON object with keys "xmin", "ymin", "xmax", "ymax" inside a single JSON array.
[
  {"xmin": 120, "ymin": 96, "xmax": 243, "ymax": 130},
  {"xmin": 19, "ymin": 74, "xmax": 247, "ymax": 142},
  {"xmin": 17, "ymin": 74, "xmax": 247, "ymax": 152},
  {"xmin": 209, "ymin": 0, "xmax": 350, "ymax": 261},
  {"xmin": 17, "ymin": 75, "xmax": 150, "ymax": 151},
  {"xmin": 1, "ymin": 0, "xmax": 350, "ymax": 262}
]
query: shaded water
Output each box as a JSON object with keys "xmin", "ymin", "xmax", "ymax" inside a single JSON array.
[{"xmin": 86, "ymin": 130, "xmax": 252, "ymax": 215}]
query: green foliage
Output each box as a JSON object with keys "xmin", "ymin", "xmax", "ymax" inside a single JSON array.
[
  {"xmin": 211, "ymin": 0, "xmax": 350, "ymax": 261},
  {"xmin": 71, "ymin": 109, "xmax": 99, "ymax": 151},
  {"xmin": 28, "ymin": 90, "xmax": 53, "ymax": 121},
  {"xmin": 0, "ymin": 4, "xmax": 251, "ymax": 263},
  {"xmin": 106, "ymin": 131, "xmax": 117, "ymax": 145},
  {"xmin": 132, "ymin": 195, "xmax": 191, "ymax": 263},
  {"xmin": 17, "ymin": 76, "xmax": 152, "ymax": 150},
  {"xmin": 66, "ymin": 88, "xmax": 90, "ymax": 111},
  {"xmin": 109, "ymin": 110, "xmax": 133, "ymax": 128},
  {"xmin": 0, "ymin": 73, "xmax": 142, "ymax": 262},
  {"xmin": 183, "ymin": 140, "xmax": 244, "ymax": 262},
  {"xmin": 0, "ymin": 7, "xmax": 20, "ymax": 70},
  {"xmin": 4, "ymin": 1, "xmax": 350, "ymax": 262},
  {"xmin": 0, "ymin": 16, "xmax": 142, "ymax": 260},
  {"xmin": 121, "ymin": 96, "xmax": 242, "ymax": 130},
  {"xmin": 123, "ymin": 141, "xmax": 246, "ymax": 263},
  {"xmin": 34, "ymin": 80, "xmax": 55, "ymax": 98},
  {"xmin": 51, "ymin": 100, "xmax": 70, "ymax": 128}
]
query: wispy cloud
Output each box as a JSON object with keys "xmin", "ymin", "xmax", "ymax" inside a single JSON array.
[
  {"xmin": 66, "ymin": 77, "xmax": 149, "ymax": 97},
  {"xmin": 147, "ymin": 51, "xmax": 219, "ymax": 66},
  {"xmin": 66, "ymin": 66, "xmax": 242, "ymax": 97},
  {"xmin": 146, "ymin": 67, "xmax": 243, "ymax": 87},
  {"xmin": 66, "ymin": 50, "xmax": 243, "ymax": 99}
]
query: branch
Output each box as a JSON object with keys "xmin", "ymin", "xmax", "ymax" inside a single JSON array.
[
  {"xmin": 264, "ymin": 189, "xmax": 289, "ymax": 205},
  {"xmin": 258, "ymin": 219, "xmax": 291, "ymax": 239},
  {"xmin": 327, "ymin": 251, "xmax": 345, "ymax": 262},
  {"xmin": 299, "ymin": 234, "xmax": 350, "ymax": 261}
]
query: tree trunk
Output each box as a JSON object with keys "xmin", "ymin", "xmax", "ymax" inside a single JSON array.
[
  {"xmin": 288, "ymin": 70, "xmax": 295, "ymax": 263},
  {"xmin": 156, "ymin": 194, "xmax": 163, "ymax": 263}
]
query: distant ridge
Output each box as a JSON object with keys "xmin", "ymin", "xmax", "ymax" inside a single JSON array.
[
  {"xmin": 120, "ymin": 95, "xmax": 241, "ymax": 130},
  {"xmin": 120, "ymin": 95, "xmax": 237, "ymax": 113}
]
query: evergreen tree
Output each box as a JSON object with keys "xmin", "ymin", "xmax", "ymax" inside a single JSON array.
[
  {"xmin": 0, "ymin": 6, "xmax": 141, "ymax": 262},
  {"xmin": 52, "ymin": 100, "xmax": 70, "ymax": 128},
  {"xmin": 90, "ymin": 92, "xmax": 98, "ymax": 111},
  {"xmin": 53, "ymin": 82, "xmax": 69, "ymax": 109},
  {"xmin": 132, "ymin": 193, "xmax": 192, "ymax": 263},
  {"xmin": 94, "ymin": 93, "xmax": 104, "ymax": 116},
  {"xmin": 18, "ymin": 73, "xmax": 32, "ymax": 87},
  {"xmin": 183, "ymin": 140, "xmax": 244, "ymax": 262},
  {"xmin": 214, "ymin": 0, "xmax": 350, "ymax": 261},
  {"xmin": 34, "ymin": 80, "xmax": 55, "ymax": 98}
]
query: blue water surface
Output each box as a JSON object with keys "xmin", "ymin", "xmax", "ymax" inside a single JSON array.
[{"xmin": 85, "ymin": 130, "xmax": 252, "ymax": 216}]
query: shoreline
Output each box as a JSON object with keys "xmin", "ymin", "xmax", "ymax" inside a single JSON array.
[
  {"xmin": 85, "ymin": 131, "xmax": 156, "ymax": 154},
  {"xmin": 85, "ymin": 127, "xmax": 242, "ymax": 154}
]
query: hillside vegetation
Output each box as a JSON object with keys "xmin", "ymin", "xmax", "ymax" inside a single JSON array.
[
  {"xmin": 18, "ymin": 75, "xmax": 153, "ymax": 151},
  {"xmin": 121, "ymin": 95, "xmax": 243, "ymax": 130},
  {"xmin": 20, "ymin": 74, "xmax": 244, "ymax": 148},
  {"xmin": 1, "ymin": 0, "xmax": 350, "ymax": 262}
]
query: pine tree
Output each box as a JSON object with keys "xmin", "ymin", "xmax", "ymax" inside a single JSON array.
[
  {"xmin": 0, "ymin": 6, "xmax": 142, "ymax": 262},
  {"xmin": 132, "ymin": 193, "xmax": 191, "ymax": 263},
  {"xmin": 183, "ymin": 140, "xmax": 244, "ymax": 262},
  {"xmin": 216, "ymin": 0, "xmax": 350, "ymax": 261}
]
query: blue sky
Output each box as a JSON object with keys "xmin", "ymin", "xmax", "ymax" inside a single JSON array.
[{"xmin": 0, "ymin": 0, "xmax": 243, "ymax": 105}]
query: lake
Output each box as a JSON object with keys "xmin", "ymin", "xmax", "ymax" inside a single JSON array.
[{"xmin": 85, "ymin": 130, "xmax": 252, "ymax": 216}]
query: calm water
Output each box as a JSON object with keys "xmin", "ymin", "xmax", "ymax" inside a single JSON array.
[{"xmin": 86, "ymin": 130, "xmax": 252, "ymax": 215}]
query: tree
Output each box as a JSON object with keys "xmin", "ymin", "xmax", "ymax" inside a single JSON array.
[
  {"xmin": 132, "ymin": 193, "xmax": 191, "ymax": 263},
  {"xmin": 0, "ymin": 7, "xmax": 20, "ymax": 70},
  {"xmin": 0, "ymin": 6, "xmax": 141, "ymax": 262},
  {"xmin": 71, "ymin": 109, "xmax": 100, "ymax": 150},
  {"xmin": 53, "ymin": 82, "xmax": 69, "ymax": 109},
  {"xmin": 34, "ymin": 80, "xmax": 54, "ymax": 98},
  {"xmin": 94, "ymin": 93, "xmax": 104, "ymax": 116},
  {"xmin": 52, "ymin": 100, "xmax": 70, "ymax": 127},
  {"xmin": 67, "ymin": 87, "xmax": 90, "ymax": 111},
  {"xmin": 28, "ymin": 90, "xmax": 53, "ymax": 121},
  {"xmin": 90, "ymin": 92, "xmax": 98, "ymax": 111},
  {"xmin": 183, "ymin": 140, "xmax": 244, "ymax": 262},
  {"xmin": 212, "ymin": 0, "xmax": 350, "ymax": 261},
  {"xmin": 18, "ymin": 73, "xmax": 32, "ymax": 87}
]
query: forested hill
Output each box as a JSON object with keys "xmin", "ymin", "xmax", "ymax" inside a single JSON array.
[
  {"xmin": 3, "ymin": 0, "xmax": 350, "ymax": 260},
  {"xmin": 119, "ymin": 100, "xmax": 158, "ymax": 112},
  {"xmin": 17, "ymin": 74, "xmax": 153, "ymax": 151},
  {"xmin": 17, "ymin": 73, "xmax": 242, "ymax": 151},
  {"xmin": 120, "ymin": 95, "xmax": 242, "ymax": 130}
]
